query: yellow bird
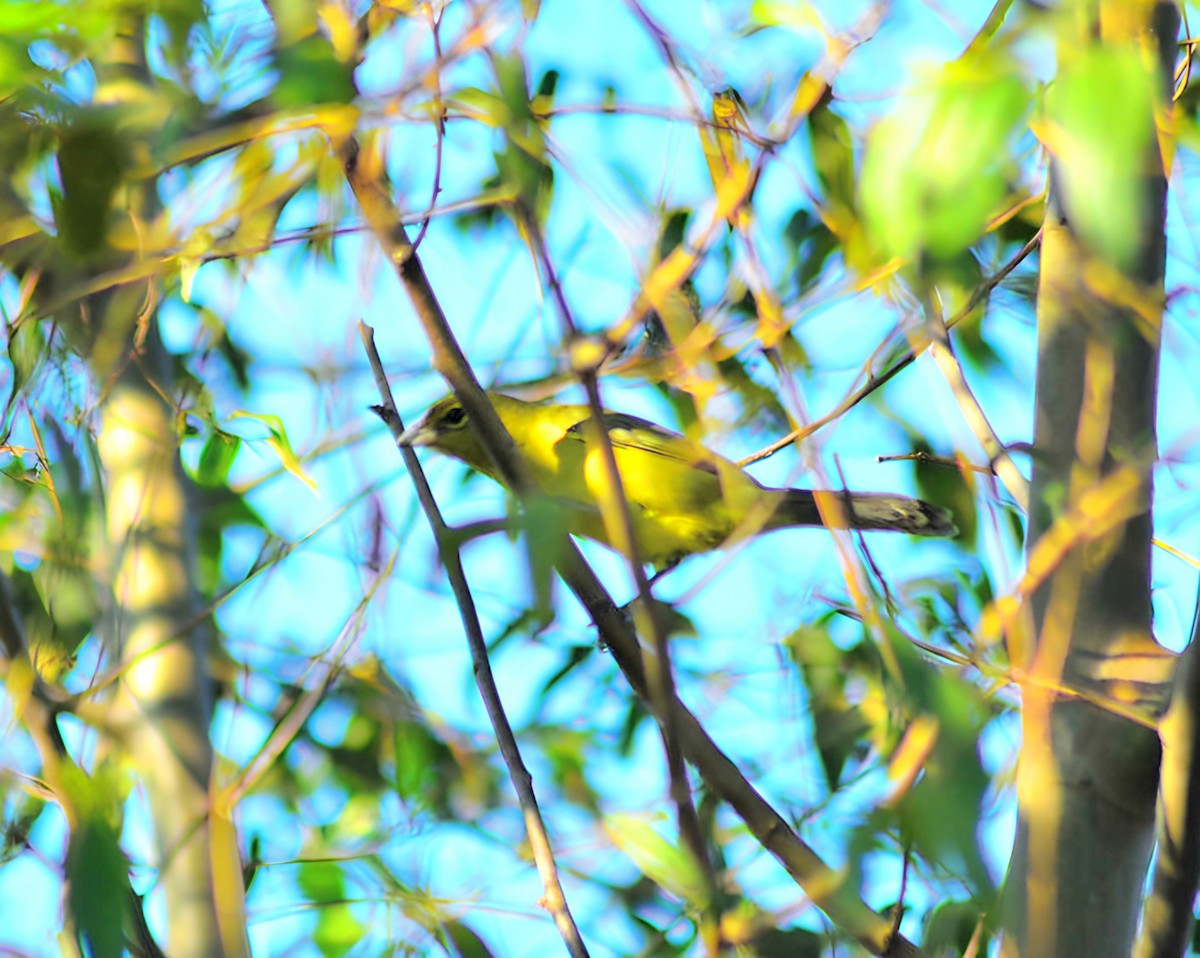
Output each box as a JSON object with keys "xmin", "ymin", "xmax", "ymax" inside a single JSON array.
[{"xmin": 399, "ymin": 393, "xmax": 954, "ymax": 568}]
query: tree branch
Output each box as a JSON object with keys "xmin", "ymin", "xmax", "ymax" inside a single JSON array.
[
  {"xmin": 359, "ymin": 322, "xmax": 592, "ymax": 958},
  {"xmin": 338, "ymin": 128, "xmax": 927, "ymax": 958}
]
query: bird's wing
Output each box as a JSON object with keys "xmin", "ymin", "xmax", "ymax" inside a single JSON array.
[{"xmin": 562, "ymin": 411, "xmax": 718, "ymax": 474}]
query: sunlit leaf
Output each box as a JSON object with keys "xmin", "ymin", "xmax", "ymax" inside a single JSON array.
[
  {"xmin": 860, "ymin": 53, "xmax": 1029, "ymax": 263},
  {"xmin": 450, "ymin": 87, "xmax": 509, "ymax": 127},
  {"xmin": 197, "ymin": 429, "xmax": 241, "ymax": 487},
  {"xmin": 604, "ymin": 813, "xmax": 710, "ymax": 907},
  {"xmin": 1045, "ymin": 45, "xmax": 1156, "ymax": 270},
  {"xmin": 885, "ymin": 713, "xmax": 939, "ymax": 803},
  {"xmin": 749, "ymin": 0, "xmax": 825, "ymax": 34},
  {"xmin": 229, "ymin": 410, "xmax": 318, "ymax": 494},
  {"xmin": 699, "ymin": 88, "xmax": 757, "ymax": 231}
]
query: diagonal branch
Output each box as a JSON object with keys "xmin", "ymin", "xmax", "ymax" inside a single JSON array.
[
  {"xmin": 521, "ymin": 209, "xmax": 719, "ymax": 920},
  {"xmin": 740, "ymin": 228, "xmax": 1041, "ymax": 469},
  {"xmin": 360, "ymin": 322, "xmax": 591, "ymax": 958},
  {"xmin": 336, "ymin": 127, "xmax": 927, "ymax": 958}
]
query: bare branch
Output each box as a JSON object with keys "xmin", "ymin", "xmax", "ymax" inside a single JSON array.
[
  {"xmin": 340, "ymin": 128, "xmax": 928, "ymax": 958},
  {"xmin": 740, "ymin": 229, "xmax": 1042, "ymax": 469},
  {"xmin": 360, "ymin": 322, "xmax": 592, "ymax": 958}
]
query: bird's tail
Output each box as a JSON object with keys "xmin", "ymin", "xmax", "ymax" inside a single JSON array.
[{"xmin": 769, "ymin": 488, "xmax": 956, "ymax": 537}]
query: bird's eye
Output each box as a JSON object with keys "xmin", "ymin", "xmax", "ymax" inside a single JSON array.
[{"xmin": 443, "ymin": 406, "xmax": 466, "ymax": 427}]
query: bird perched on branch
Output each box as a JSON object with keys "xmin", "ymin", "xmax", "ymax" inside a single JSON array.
[{"xmin": 398, "ymin": 392, "xmax": 955, "ymax": 569}]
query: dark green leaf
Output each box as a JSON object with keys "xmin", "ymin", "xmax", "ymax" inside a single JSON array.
[
  {"xmin": 809, "ymin": 90, "xmax": 855, "ymax": 211},
  {"xmin": 923, "ymin": 899, "xmax": 987, "ymax": 956},
  {"xmin": 912, "ymin": 440, "xmax": 977, "ymax": 545},
  {"xmin": 56, "ymin": 115, "xmax": 127, "ymax": 254},
  {"xmin": 392, "ymin": 716, "xmax": 443, "ymax": 803},
  {"xmin": 273, "ymin": 36, "xmax": 355, "ymax": 108},
  {"xmin": 442, "ymin": 918, "xmax": 495, "ymax": 958},
  {"xmin": 197, "ymin": 430, "xmax": 241, "ymax": 487},
  {"xmin": 64, "ymin": 769, "xmax": 131, "ymax": 958}
]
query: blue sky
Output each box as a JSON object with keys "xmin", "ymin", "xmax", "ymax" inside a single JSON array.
[{"xmin": 4, "ymin": 0, "xmax": 1200, "ymax": 955}]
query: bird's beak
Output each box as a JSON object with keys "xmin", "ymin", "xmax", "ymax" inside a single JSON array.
[{"xmin": 397, "ymin": 418, "xmax": 435, "ymax": 448}]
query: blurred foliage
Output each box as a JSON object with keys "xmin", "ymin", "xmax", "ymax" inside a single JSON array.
[
  {"xmin": 0, "ymin": 0, "xmax": 1175, "ymax": 956},
  {"xmin": 860, "ymin": 50, "xmax": 1029, "ymax": 266}
]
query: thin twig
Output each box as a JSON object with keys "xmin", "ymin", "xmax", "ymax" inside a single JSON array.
[
  {"xmin": 525, "ymin": 211, "xmax": 719, "ymax": 910},
  {"xmin": 739, "ymin": 228, "xmax": 1042, "ymax": 469},
  {"xmin": 338, "ymin": 128, "xmax": 928, "ymax": 958},
  {"xmin": 410, "ymin": 4, "xmax": 447, "ymax": 254},
  {"xmin": 359, "ymin": 321, "xmax": 591, "ymax": 958},
  {"xmin": 221, "ymin": 584, "xmax": 374, "ymax": 807},
  {"xmin": 922, "ymin": 295, "xmax": 1030, "ymax": 510},
  {"xmin": 876, "ymin": 451, "xmax": 994, "ymax": 472}
]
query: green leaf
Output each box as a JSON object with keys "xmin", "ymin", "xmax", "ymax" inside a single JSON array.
[
  {"xmin": 809, "ymin": 91, "xmax": 855, "ymax": 213},
  {"xmin": 6, "ymin": 318, "xmax": 44, "ymax": 412},
  {"xmin": 784, "ymin": 207, "xmax": 839, "ymax": 295},
  {"xmin": 197, "ymin": 429, "xmax": 241, "ymax": 487},
  {"xmin": 1047, "ymin": 45, "xmax": 1156, "ymax": 270},
  {"xmin": 741, "ymin": 925, "xmax": 823, "ymax": 958},
  {"xmin": 450, "ymin": 86, "xmax": 509, "ymax": 127},
  {"xmin": 272, "ymin": 35, "xmax": 355, "ymax": 109},
  {"xmin": 22, "ymin": 541, "xmax": 96, "ymax": 682},
  {"xmin": 520, "ymin": 495, "xmax": 570, "ymax": 626},
  {"xmin": 1, "ymin": 793, "xmax": 46, "ymax": 864},
  {"xmin": 923, "ymin": 899, "xmax": 986, "ymax": 956},
  {"xmin": 314, "ymin": 902, "xmax": 364, "ymax": 958},
  {"xmin": 493, "ymin": 53, "xmax": 553, "ymax": 221},
  {"xmin": 604, "ymin": 813, "xmax": 710, "ymax": 907},
  {"xmin": 785, "ymin": 624, "xmax": 869, "ymax": 788},
  {"xmin": 297, "ymin": 859, "xmax": 346, "ymax": 903},
  {"xmin": 392, "ymin": 716, "xmax": 442, "ymax": 803},
  {"xmin": 860, "ymin": 53, "xmax": 1028, "ymax": 262},
  {"xmin": 230, "ymin": 410, "xmax": 318, "ymax": 494},
  {"xmin": 67, "ymin": 820, "xmax": 129, "ymax": 958},
  {"xmin": 538, "ymin": 643, "xmax": 595, "ymax": 697},
  {"xmin": 885, "ymin": 625, "xmax": 995, "ymax": 897},
  {"xmin": 442, "ymin": 918, "xmax": 495, "ymax": 958},
  {"xmin": 62, "ymin": 768, "xmax": 131, "ymax": 958},
  {"xmin": 912, "ymin": 439, "xmax": 977, "ymax": 545}
]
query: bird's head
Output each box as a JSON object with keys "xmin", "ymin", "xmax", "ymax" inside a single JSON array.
[{"xmin": 398, "ymin": 395, "xmax": 490, "ymax": 472}]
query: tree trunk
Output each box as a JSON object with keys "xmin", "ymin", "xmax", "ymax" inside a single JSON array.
[
  {"xmin": 90, "ymin": 12, "xmax": 225, "ymax": 956},
  {"xmin": 1002, "ymin": 3, "xmax": 1179, "ymax": 955}
]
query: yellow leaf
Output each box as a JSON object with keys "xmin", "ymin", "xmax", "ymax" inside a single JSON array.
[
  {"xmin": 885, "ymin": 714, "xmax": 939, "ymax": 805},
  {"xmin": 319, "ymin": 1, "xmax": 358, "ymax": 63},
  {"xmin": 699, "ymin": 88, "xmax": 757, "ymax": 230},
  {"xmin": 230, "ymin": 411, "xmax": 319, "ymax": 495}
]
